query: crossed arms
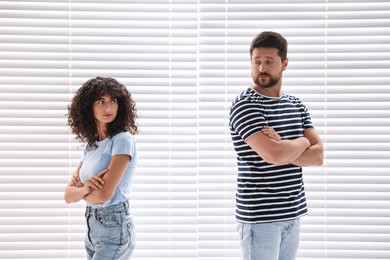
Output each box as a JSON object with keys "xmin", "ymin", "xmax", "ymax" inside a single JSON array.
[
  {"xmin": 65, "ymin": 126, "xmax": 321, "ymax": 205},
  {"xmin": 246, "ymin": 126, "xmax": 324, "ymax": 166},
  {"xmin": 64, "ymin": 154, "xmax": 131, "ymax": 204}
]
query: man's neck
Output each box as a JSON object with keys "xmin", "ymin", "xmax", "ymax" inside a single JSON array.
[{"xmin": 252, "ymin": 84, "xmax": 282, "ymax": 98}]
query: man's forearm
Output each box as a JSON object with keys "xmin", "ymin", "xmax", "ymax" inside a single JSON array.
[
  {"xmin": 290, "ymin": 143, "xmax": 324, "ymax": 166},
  {"xmin": 267, "ymin": 137, "xmax": 310, "ymax": 165}
]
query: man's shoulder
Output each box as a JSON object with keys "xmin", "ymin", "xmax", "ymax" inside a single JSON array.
[
  {"xmin": 282, "ymin": 93, "xmax": 305, "ymax": 105},
  {"xmin": 231, "ymin": 87, "xmax": 258, "ymax": 107},
  {"xmin": 280, "ymin": 94, "xmax": 312, "ymax": 117}
]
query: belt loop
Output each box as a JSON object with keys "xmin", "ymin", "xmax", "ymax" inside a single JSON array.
[
  {"xmin": 85, "ymin": 206, "xmax": 91, "ymax": 217},
  {"xmin": 124, "ymin": 201, "xmax": 129, "ymax": 214}
]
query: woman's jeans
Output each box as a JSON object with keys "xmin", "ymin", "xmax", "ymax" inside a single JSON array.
[
  {"xmin": 85, "ymin": 201, "xmax": 136, "ymax": 260},
  {"xmin": 237, "ymin": 218, "xmax": 300, "ymax": 260}
]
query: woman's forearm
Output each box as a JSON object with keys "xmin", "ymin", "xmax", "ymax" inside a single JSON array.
[{"xmin": 64, "ymin": 185, "xmax": 90, "ymax": 204}]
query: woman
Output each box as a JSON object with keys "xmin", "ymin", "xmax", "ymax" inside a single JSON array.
[{"xmin": 64, "ymin": 76, "xmax": 138, "ymax": 259}]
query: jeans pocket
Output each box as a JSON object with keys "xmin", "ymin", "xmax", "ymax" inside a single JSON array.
[
  {"xmin": 237, "ymin": 222, "xmax": 244, "ymax": 241},
  {"xmin": 127, "ymin": 219, "xmax": 136, "ymax": 249},
  {"xmin": 96, "ymin": 212, "xmax": 122, "ymax": 228}
]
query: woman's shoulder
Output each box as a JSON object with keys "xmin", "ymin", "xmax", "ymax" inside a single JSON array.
[
  {"xmin": 110, "ymin": 132, "xmax": 137, "ymax": 155},
  {"xmin": 111, "ymin": 131, "xmax": 134, "ymax": 143}
]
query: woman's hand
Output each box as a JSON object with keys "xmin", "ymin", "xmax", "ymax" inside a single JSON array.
[
  {"xmin": 70, "ymin": 171, "xmax": 83, "ymax": 188},
  {"xmin": 83, "ymin": 169, "xmax": 109, "ymax": 194}
]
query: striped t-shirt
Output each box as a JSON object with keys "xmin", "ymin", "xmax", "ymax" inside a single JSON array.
[{"xmin": 229, "ymin": 87, "xmax": 314, "ymax": 223}]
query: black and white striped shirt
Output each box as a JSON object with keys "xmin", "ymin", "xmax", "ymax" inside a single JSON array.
[{"xmin": 229, "ymin": 87, "xmax": 314, "ymax": 223}]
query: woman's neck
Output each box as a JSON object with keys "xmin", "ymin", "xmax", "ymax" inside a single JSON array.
[{"xmin": 96, "ymin": 124, "xmax": 107, "ymax": 141}]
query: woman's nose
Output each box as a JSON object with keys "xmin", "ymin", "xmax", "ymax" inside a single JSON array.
[{"xmin": 104, "ymin": 103, "xmax": 112, "ymax": 111}]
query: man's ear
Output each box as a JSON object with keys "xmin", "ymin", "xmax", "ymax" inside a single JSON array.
[{"xmin": 282, "ymin": 58, "xmax": 288, "ymax": 71}]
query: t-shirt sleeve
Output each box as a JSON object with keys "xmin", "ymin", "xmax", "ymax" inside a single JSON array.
[
  {"xmin": 80, "ymin": 150, "xmax": 86, "ymax": 162},
  {"xmin": 229, "ymin": 99, "xmax": 267, "ymax": 141},
  {"xmin": 297, "ymin": 100, "xmax": 314, "ymax": 130},
  {"xmin": 302, "ymin": 105, "xmax": 314, "ymax": 129},
  {"xmin": 111, "ymin": 132, "xmax": 137, "ymax": 158}
]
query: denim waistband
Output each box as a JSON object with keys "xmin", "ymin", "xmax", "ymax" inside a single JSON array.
[{"xmin": 85, "ymin": 201, "xmax": 129, "ymax": 217}]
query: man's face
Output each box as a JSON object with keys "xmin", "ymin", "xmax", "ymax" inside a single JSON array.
[{"xmin": 251, "ymin": 47, "xmax": 288, "ymax": 89}]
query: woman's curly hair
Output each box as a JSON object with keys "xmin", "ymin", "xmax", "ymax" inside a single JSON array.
[{"xmin": 67, "ymin": 76, "xmax": 138, "ymax": 150}]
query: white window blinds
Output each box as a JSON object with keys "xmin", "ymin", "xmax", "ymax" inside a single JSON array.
[{"xmin": 0, "ymin": 1, "xmax": 389, "ymax": 259}]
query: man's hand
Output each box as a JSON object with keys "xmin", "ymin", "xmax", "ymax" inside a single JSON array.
[{"xmin": 261, "ymin": 125, "xmax": 281, "ymax": 141}]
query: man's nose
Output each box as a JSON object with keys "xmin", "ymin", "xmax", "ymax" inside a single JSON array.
[{"xmin": 258, "ymin": 64, "xmax": 267, "ymax": 72}]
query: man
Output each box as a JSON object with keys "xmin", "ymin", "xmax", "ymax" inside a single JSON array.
[{"xmin": 229, "ymin": 31, "xmax": 324, "ymax": 260}]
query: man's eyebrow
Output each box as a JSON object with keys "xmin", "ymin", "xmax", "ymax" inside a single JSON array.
[{"xmin": 253, "ymin": 56, "xmax": 276, "ymax": 60}]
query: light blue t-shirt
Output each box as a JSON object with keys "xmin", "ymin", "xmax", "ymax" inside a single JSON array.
[{"xmin": 79, "ymin": 132, "xmax": 138, "ymax": 209}]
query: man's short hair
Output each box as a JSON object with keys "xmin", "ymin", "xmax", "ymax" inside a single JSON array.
[{"xmin": 250, "ymin": 31, "xmax": 288, "ymax": 60}]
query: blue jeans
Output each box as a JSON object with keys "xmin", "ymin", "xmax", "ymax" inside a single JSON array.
[
  {"xmin": 237, "ymin": 218, "xmax": 300, "ymax": 260},
  {"xmin": 85, "ymin": 201, "xmax": 136, "ymax": 260}
]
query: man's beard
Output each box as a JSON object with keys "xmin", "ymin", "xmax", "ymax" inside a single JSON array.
[{"xmin": 253, "ymin": 71, "xmax": 282, "ymax": 89}]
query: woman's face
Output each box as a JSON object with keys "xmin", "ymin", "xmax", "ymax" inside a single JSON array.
[{"xmin": 93, "ymin": 95, "xmax": 118, "ymax": 126}]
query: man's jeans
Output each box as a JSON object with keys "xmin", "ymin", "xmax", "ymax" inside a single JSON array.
[
  {"xmin": 237, "ymin": 218, "xmax": 300, "ymax": 260},
  {"xmin": 85, "ymin": 201, "xmax": 136, "ymax": 260}
]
